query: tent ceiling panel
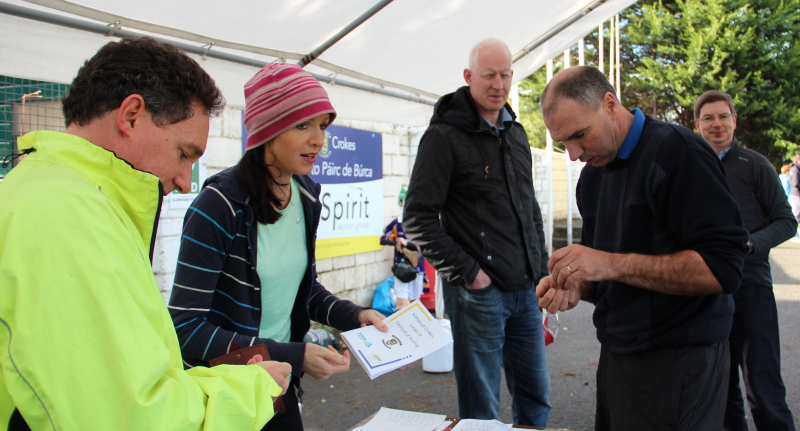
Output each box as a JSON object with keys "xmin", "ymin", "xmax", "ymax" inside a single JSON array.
[
  {"xmin": 22, "ymin": 0, "xmax": 636, "ymax": 98},
  {"xmin": 0, "ymin": 12, "xmax": 436, "ymax": 127},
  {"xmin": 3, "ymin": 0, "xmax": 636, "ymax": 126},
  {"xmin": 27, "ymin": 0, "xmax": 378, "ymax": 54}
]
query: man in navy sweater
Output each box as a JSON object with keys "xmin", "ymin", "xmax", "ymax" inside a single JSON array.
[
  {"xmin": 694, "ymin": 90, "xmax": 796, "ymax": 431},
  {"xmin": 538, "ymin": 66, "xmax": 748, "ymax": 430}
]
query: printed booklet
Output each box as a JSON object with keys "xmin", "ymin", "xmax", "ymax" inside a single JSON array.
[{"xmin": 341, "ymin": 300, "xmax": 453, "ymax": 379}]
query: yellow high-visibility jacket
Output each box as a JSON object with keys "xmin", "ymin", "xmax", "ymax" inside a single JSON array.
[{"xmin": 0, "ymin": 131, "xmax": 281, "ymax": 430}]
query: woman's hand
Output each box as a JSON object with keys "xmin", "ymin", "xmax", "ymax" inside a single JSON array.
[
  {"xmin": 358, "ymin": 309, "xmax": 389, "ymax": 332},
  {"xmin": 394, "ymin": 237, "xmax": 408, "ymax": 253},
  {"xmin": 302, "ymin": 344, "xmax": 350, "ymax": 380}
]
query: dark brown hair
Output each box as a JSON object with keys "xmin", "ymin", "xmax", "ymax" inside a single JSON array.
[
  {"xmin": 236, "ymin": 143, "xmax": 287, "ymax": 224},
  {"xmin": 694, "ymin": 90, "xmax": 736, "ymax": 119},
  {"xmin": 63, "ymin": 37, "xmax": 224, "ymax": 127}
]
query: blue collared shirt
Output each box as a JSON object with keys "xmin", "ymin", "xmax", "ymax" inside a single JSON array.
[
  {"xmin": 718, "ymin": 146, "xmax": 731, "ymax": 160},
  {"xmin": 482, "ymin": 107, "xmax": 513, "ymax": 137},
  {"xmin": 616, "ymin": 108, "xmax": 645, "ymax": 160}
]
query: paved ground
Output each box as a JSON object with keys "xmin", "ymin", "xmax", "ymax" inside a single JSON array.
[{"xmin": 301, "ymin": 241, "xmax": 800, "ymax": 431}]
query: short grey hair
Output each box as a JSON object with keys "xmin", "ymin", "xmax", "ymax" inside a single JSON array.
[
  {"xmin": 540, "ymin": 66, "xmax": 616, "ymax": 116},
  {"xmin": 468, "ymin": 38, "xmax": 512, "ymax": 70}
]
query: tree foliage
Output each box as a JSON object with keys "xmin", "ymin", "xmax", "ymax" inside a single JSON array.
[
  {"xmin": 623, "ymin": 0, "xmax": 800, "ymax": 164},
  {"xmin": 517, "ymin": 0, "xmax": 800, "ymax": 165},
  {"xmin": 517, "ymin": 65, "xmax": 549, "ymax": 149},
  {"xmin": 517, "ymin": 38, "xmax": 601, "ymax": 150}
]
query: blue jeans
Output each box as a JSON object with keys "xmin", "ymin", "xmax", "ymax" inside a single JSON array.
[{"xmin": 442, "ymin": 280, "xmax": 551, "ymax": 426}]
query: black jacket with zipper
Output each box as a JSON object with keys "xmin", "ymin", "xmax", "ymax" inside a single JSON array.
[
  {"xmin": 721, "ymin": 139, "xmax": 796, "ymax": 287},
  {"xmin": 404, "ymin": 86, "xmax": 548, "ymax": 291}
]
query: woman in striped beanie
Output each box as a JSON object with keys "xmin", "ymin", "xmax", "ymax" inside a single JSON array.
[{"xmin": 168, "ymin": 63, "xmax": 388, "ymax": 431}]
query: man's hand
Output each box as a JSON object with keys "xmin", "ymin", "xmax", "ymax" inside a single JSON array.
[
  {"xmin": 303, "ymin": 344, "xmax": 350, "ymax": 380},
  {"xmin": 466, "ymin": 268, "xmax": 492, "ymax": 290},
  {"xmin": 247, "ymin": 355, "xmax": 292, "ymax": 397},
  {"xmin": 535, "ymin": 275, "xmax": 583, "ymax": 313},
  {"xmin": 548, "ymin": 244, "xmax": 615, "ymax": 289},
  {"xmin": 358, "ymin": 309, "xmax": 389, "ymax": 332}
]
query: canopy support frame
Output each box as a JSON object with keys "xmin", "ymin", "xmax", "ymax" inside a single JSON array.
[{"xmin": 297, "ymin": 0, "xmax": 393, "ymax": 67}]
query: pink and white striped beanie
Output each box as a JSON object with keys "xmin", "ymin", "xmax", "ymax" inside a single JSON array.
[{"xmin": 243, "ymin": 63, "xmax": 336, "ymax": 151}]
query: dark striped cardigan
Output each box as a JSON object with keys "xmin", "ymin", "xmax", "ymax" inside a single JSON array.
[{"xmin": 168, "ymin": 167, "xmax": 365, "ymax": 379}]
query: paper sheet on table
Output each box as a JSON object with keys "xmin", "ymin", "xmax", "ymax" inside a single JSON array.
[
  {"xmin": 451, "ymin": 419, "xmax": 513, "ymax": 431},
  {"xmin": 341, "ymin": 300, "xmax": 453, "ymax": 379},
  {"xmin": 353, "ymin": 407, "xmax": 447, "ymax": 431}
]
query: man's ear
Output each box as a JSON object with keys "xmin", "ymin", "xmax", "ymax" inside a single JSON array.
[
  {"xmin": 463, "ymin": 68, "xmax": 472, "ymax": 86},
  {"xmin": 602, "ymin": 92, "xmax": 619, "ymax": 115},
  {"xmin": 116, "ymin": 94, "xmax": 147, "ymax": 138}
]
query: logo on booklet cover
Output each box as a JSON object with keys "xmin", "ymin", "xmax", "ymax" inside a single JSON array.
[
  {"xmin": 382, "ymin": 336, "xmax": 403, "ymax": 348},
  {"xmin": 358, "ymin": 332, "xmax": 372, "ymax": 347}
]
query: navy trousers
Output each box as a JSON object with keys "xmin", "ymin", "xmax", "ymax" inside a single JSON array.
[
  {"xmin": 724, "ymin": 284, "xmax": 796, "ymax": 431},
  {"xmin": 595, "ymin": 341, "xmax": 729, "ymax": 431}
]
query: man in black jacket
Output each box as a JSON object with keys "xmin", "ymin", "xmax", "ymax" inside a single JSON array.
[
  {"xmin": 404, "ymin": 38, "xmax": 550, "ymax": 427},
  {"xmin": 694, "ymin": 90, "xmax": 796, "ymax": 431},
  {"xmin": 538, "ymin": 67, "xmax": 748, "ymax": 430}
]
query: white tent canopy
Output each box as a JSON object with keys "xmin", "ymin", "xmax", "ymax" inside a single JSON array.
[{"xmin": 1, "ymin": 0, "xmax": 636, "ymax": 126}]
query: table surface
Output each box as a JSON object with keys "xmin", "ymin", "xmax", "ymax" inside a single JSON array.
[{"xmin": 346, "ymin": 411, "xmax": 573, "ymax": 431}]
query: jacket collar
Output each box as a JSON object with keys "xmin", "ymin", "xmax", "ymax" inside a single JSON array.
[
  {"xmin": 17, "ymin": 130, "xmax": 161, "ymax": 251},
  {"xmin": 430, "ymin": 86, "xmax": 518, "ymax": 133},
  {"xmin": 203, "ymin": 167, "xmax": 318, "ymax": 207},
  {"xmin": 720, "ymin": 138, "xmax": 740, "ymax": 162}
]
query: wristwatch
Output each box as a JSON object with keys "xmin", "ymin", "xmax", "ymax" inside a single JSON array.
[{"xmin": 747, "ymin": 240, "xmax": 754, "ymax": 255}]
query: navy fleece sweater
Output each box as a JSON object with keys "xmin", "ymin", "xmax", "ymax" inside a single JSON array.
[{"xmin": 578, "ymin": 116, "xmax": 748, "ymax": 354}]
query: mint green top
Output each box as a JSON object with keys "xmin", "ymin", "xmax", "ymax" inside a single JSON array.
[{"xmin": 256, "ymin": 178, "xmax": 307, "ymax": 342}]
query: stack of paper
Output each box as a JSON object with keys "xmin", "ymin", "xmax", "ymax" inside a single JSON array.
[
  {"xmin": 341, "ymin": 300, "xmax": 454, "ymax": 379},
  {"xmin": 353, "ymin": 407, "xmax": 447, "ymax": 431},
  {"xmin": 451, "ymin": 419, "xmax": 513, "ymax": 431}
]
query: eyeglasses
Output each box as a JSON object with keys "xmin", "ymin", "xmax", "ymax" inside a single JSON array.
[{"xmin": 697, "ymin": 114, "xmax": 735, "ymax": 122}]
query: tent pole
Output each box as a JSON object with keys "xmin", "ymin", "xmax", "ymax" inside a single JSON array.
[
  {"xmin": 545, "ymin": 58, "xmax": 554, "ymax": 254},
  {"xmin": 562, "ymin": 49, "xmax": 573, "ymax": 248},
  {"xmin": 609, "ymin": 18, "xmax": 615, "ymax": 90},
  {"xmin": 297, "ymin": 0, "xmax": 393, "ymax": 67},
  {"xmin": 598, "ymin": 23, "xmax": 604, "ymax": 76},
  {"xmin": 615, "ymin": 14, "xmax": 621, "ymax": 103}
]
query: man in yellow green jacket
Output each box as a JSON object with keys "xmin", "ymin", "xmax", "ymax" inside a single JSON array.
[{"xmin": 0, "ymin": 37, "xmax": 290, "ymax": 430}]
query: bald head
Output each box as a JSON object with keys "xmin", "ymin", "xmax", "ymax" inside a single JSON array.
[
  {"xmin": 540, "ymin": 66, "xmax": 616, "ymax": 118},
  {"xmin": 468, "ymin": 38, "xmax": 512, "ymax": 70},
  {"xmin": 464, "ymin": 38, "xmax": 513, "ymax": 125}
]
